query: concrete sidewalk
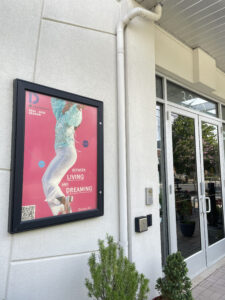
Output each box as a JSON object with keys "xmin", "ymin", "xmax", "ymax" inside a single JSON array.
[{"xmin": 192, "ymin": 257, "xmax": 225, "ymax": 300}]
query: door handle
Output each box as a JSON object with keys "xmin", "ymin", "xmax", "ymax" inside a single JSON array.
[{"xmin": 205, "ymin": 197, "xmax": 211, "ymax": 213}]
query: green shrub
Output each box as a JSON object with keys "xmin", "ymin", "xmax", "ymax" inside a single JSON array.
[
  {"xmin": 155, "ymin": 252, "xmax": 193, "ymax": 300},
  {"xmin": 85, "ymin": 235, "xmax": 150, "ymax": 300}
]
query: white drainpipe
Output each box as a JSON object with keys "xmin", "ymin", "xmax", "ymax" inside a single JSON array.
[{"xmin": 117, "ymin": 1, "xmax": 162, "ymax": 257}]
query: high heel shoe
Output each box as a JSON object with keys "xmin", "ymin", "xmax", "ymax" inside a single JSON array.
[
  {"xmin": 62, "ymin": 196, "xmax": 73, "ymax": 214},
  {"xmin": 47, "ymin": 198, "xmax": 64, "ymax": 216}
]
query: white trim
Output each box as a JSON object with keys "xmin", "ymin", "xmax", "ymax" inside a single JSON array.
[{"xmin": 166, "ymin": 101, "xmax": 220, "ymax": 123}]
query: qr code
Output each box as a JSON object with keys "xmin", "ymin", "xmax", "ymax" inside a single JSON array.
[{"xmin": 21, "ymin": 205, "xmax": 36, "ymax": 221}]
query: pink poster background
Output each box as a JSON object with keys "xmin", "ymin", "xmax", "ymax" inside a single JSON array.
[{"xmin": 22, "ymin": 91, "xmax": 97, "ymax": 219}]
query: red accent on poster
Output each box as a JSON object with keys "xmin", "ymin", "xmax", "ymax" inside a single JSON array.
[{"xmin": 21, "ymin": 91, "xmax": 97, "ymax": 220}]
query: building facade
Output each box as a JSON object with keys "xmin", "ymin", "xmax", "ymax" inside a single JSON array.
[{"xmin": 1, "ymin": 0, "xmax": 225, "ymax": 299}]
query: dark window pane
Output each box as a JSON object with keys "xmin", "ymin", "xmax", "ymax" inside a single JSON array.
[
  {"xmin": 156, "ymin": 76, "xmax": 163, "ymax": 99},
  {"xmin": 222, "ymin": 106, "xmax": 225, "ymax": 120},
  {"xmin": 157, "ymin": 104, "xmax": 169, "ymax": 265},
  {"xmin": 223, "ymin": 124, "xmax": 225, "ymax": 158}
]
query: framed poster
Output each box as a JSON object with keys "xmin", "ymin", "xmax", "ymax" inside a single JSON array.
[{"xmin": 9, "ymin": 79, "xmax": 103, "ymax": 233}]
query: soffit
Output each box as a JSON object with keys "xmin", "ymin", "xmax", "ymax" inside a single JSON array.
[{"xmin": 137, "ymin": 0, "xmax": 225, "ymax": 73}]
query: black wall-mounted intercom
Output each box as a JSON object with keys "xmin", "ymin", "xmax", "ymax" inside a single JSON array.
[{"xmin": 135, "ymin": 214, "xmax": 152, "ymax": 233}]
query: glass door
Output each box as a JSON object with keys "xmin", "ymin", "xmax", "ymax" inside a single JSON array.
[
  {"xmin": 199, "ymin": 116, "xmax": 225, "ymax": 267},
  {"xmin": 167, "ymin": 105, "xmax": 225, "ymax": 277},
  {"xmin": 167, "ymin": 106, "xmax": 207, "ymax": 277}
]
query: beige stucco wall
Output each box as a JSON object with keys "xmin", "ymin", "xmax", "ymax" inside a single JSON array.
[
  {"xmin": 2, "ymin": 1, "xmax": 225, "ymax": 299},
  {"xmin": 0, "ymin": 1, "xmax": 163, "ymax": 299},
  {"xmin": 125, "ymin": 17, "xmax": 162, "ymax": 298},
  {"xmin": 1, "ymin": 0, "xmax": 120, "ymax": 299},
  {"xmin": 155, "ymin": 25, "xmax": 225, "ymax": 103}
]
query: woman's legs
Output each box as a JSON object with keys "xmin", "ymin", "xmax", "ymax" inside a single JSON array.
[{"xmin": 42, "ymin": 145, "xmax": 77, "ymax": 215}]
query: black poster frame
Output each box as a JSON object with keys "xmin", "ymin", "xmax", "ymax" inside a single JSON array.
[{"xmin": 9, "ymin": 79, "xmax": 104, "ymax": 233}]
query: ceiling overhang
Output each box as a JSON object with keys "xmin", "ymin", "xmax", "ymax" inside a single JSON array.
[{"xmin": 136, "ymin": 0, "xmax": 225, "ymax": 73}]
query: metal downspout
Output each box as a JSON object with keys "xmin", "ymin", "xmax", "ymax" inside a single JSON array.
[{"xmin": 117, "ymin": 1, "xmax": 163, "ymax": 257}]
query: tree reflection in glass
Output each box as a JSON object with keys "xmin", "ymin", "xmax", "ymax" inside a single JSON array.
[
  {"xmin": 202, "ymin": 122, "xmax": 224, "ymax": 245},
  {"xmin": 172, "ymin": 114, "xmax": 201, "ymax": 259},
  {"xmin": 157, "ymin": 105, "xmax": 169, "ymax": 265}
]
